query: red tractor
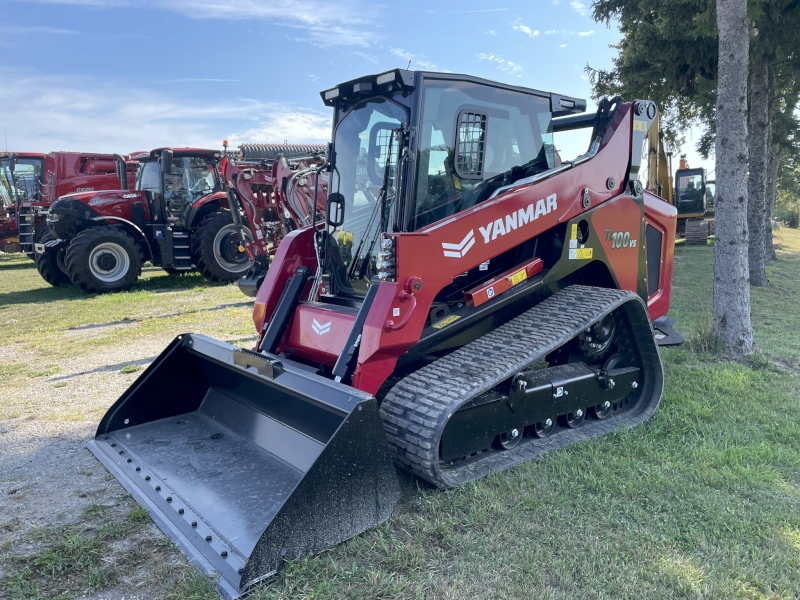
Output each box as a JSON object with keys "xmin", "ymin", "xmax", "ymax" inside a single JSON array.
[
  {"xmin": 90, "ymin": 70, "xmax": 681, "ymax": 597},
  {"xmin": 223, "ymin": 143, "xmax": 328, "ymax": 296},
  {"xmin": 0, "ymin": 151, "xmax": 134, "ymax": 257},
  {"xmin": 44, "ymin": 147, "xmax": 256, "ymax": 292}
]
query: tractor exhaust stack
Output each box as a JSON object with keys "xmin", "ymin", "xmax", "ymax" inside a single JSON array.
[{"xmin": 88, "ymin": 334, "xmax": 400, "ymax": 599}]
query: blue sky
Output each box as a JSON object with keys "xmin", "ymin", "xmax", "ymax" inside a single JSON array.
[{"xmin": 0, "ymin": 0, "xmax": 712, "ymax": 174}]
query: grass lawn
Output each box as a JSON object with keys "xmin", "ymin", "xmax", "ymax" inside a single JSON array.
[{"xmin": 2, "ymin": 229, "xmax": 800, "ymax": 599}]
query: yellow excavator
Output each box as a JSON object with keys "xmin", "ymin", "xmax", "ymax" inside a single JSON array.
[{"xmin": 644, "ymin": 115, "xmax": 713, "ymax": 244}]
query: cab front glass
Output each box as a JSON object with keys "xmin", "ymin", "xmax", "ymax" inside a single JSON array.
[{"xmin": 0, "ymin": 157, "xmax": 44, "ymax": 206}]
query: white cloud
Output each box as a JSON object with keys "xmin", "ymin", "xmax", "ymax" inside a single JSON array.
[
  {"xmin": 560, "ymin": 44, "xmax": 568, "ymax": 48},
  {"xmin": 154, "ymin": 78, "xmax": 240, "ymax": 83},
  {"xmin": 512, "ymin": 19, "xmax": 539, "ymax": 37},
  {"xmin": 353, "ymin": 51, "xmax": 379, "ymax": 64},
  {"xmin": 0, "ymin": 25, "xmax": 78, "ymax": 35},
  {"xmin": 391, "ymin": 47, "xmax": 437, "ymax": 70},
  {"xmin": 10, "ymin": 0, "xmax": 378, "ymax": 47},
  {"xmin": 477, "ymin": 53, "xmax": 522, "ymax": 76},
  {"xmin": 570, "ymin": 1, "xmax": 587, "ymax": 16},
  {"xmin": 486, "ymin": 29, "xmax": 498, "ymax": 35},
  {"xmin": 544, "ymin": 28, "xmax": 595, "ymax": 37},
  {"xmin": 231, "ymin": 112, "xmax": 331, "ymax": 146},
  {"xmin": 0, "ymin": 69, "xmax": 331, "ymax": 154}
]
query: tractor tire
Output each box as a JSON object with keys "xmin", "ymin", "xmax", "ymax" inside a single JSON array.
[
  {"xmin": 65, "ymin": 227, "xmax": 143, "ymax": 293},
  {"xmin": 34, "ymin": 226, "xmax": 70, "ymax": 286},
  {"xmin": 191, "ymin": 210, "xmax": 253, "ymax": 282}
]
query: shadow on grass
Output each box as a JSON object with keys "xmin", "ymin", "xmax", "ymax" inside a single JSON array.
[
  {"xmin": 0, "ymin": 269, "xmax": 240, "ymax": 307},
  {"xmin": 0, "ymin": 260, "xmax": 35, "ymax": 271},
  {"xmin": 50, "ymin": 334, "xmax": 259, "ymax": 381}
]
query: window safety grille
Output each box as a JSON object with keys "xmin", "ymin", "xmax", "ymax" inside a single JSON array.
[
  {"xmin": 372, "ymin": 127, "xmax": 398, "ymax": 184},
  {"xmin": 455, "ymin": 111, "xmax": 488, "ymax": 179}
]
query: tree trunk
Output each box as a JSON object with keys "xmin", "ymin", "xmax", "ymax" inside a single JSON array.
[
  {"xmin": 714, "ymin": 0, "xmax": 754, "ymax": 357},
  {"xmin": 765, "ymin": 144, "xmax": 779, "ymax": 260},
  {"xmin": 747, "ymin": 54, "xmax": 770, "ymax": 286}
]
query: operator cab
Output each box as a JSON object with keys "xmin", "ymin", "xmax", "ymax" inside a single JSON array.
[
  {"xmin": 0, "ymin": 153, "xmax": 44, "ymax": 207},
  {"xmin": 133, "ymin": 148, "xmax": 223, "ymax": 228},
  {"xmin": 674, "ymin": 167, "xmax": 707, "ymax": 217},
  {"xmin": 318, "ymin": 69, "xmax": 585, "ymax": 300}
]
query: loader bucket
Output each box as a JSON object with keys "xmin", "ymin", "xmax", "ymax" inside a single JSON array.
[{"xmin": 87, "ymin": 334, "xmax": 400, "ymax": 599}]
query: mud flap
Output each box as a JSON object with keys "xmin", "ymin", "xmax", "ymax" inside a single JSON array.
[{"xmin": 87, "ymin": 334, "xmax": 400, "ymax": 598}]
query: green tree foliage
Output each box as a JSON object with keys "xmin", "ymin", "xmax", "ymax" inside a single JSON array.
[
  {"xmin": 589, "ymin": 0, "xmax": 718, "ymax": 153},
  {"xmin": 589, "ymin": 0, "xmax": 800, "ymax": 158}
]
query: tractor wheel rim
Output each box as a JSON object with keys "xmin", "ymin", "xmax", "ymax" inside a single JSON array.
[
  {"xmin": 212, "ymin": 224, "xmax": 252, "ymax": 274},
  {"xmin": 89, "ymin": 242, "xmax": 130, "ymax": 283}
]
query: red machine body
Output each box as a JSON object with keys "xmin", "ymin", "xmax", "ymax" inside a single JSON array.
[
  {"xmin": 0, "ymin": 151, "xmax": 135, "ymax": 255},
  {"xmin": 222, "ymin": 144, "xmax": 328, "ymax": 296},
  {"xmin": 253, "ymin": 101, "xmax": 677, "ymax": 395},
  {"xmin": 43, "ymin": 147, "xmax": 252, "ymax": 292},
  {"xmin": 88, "ymin": 71, "xmax": 681, "ymax": 598}
]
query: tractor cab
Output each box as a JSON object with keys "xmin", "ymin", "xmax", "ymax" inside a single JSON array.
[
  {"xmin": 131, "ymin": 148, "xmax": 224, "ymax": 229},
  {"xmin": 674, "ymin": 167, "xmax": 707, "ymax": 218},
  {"xmin": 0, "ymin": 152, "xmax": 45, "ymax": 207},
  {"xmin": 317, "ymin": 69, "xmax": 585, "ymax": 301}
]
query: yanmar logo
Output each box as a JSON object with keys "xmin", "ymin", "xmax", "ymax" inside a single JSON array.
[
  {"xmin": 311, "ymin": 318, "xmax": 331, "ymax": 336},
  {"xmin": 442, "ymin": 194, "xmax": 558, "ymax": 258},
  {"xmin": 442, "ymin": 230, "xmax": 475, "ymax": 258}
]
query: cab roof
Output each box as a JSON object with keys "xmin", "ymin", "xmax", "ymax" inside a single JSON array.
[
  {"xmin": 320, "ymin": 68, "xmax": 587, "ymax": 117},
  {"xmin": 131, "ymin": 147, "xmax": 221, "ymax": 161}
]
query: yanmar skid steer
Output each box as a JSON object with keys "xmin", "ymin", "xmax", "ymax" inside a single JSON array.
[{"xmin": 88, "ymin": 70, "xmax": 679, "ymax": 598}]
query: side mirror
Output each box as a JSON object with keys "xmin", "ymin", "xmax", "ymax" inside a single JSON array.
[
  {"xmin": 8, "ymin": 154, "xmax": 16, "ymax": 174},
  {"xmin": 160, "ymin": 149, "xmax": 174, "ymax": 174},
  {"xmin": 326, "ymin": 192, "xmax": 345, "ymax": 228}
]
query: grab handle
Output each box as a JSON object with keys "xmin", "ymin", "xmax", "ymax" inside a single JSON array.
[{"xmin": 383, "ymin": 277, "xmax": 422, "ymax": 333}]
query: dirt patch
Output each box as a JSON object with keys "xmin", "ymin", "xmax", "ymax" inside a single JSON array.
[{"xmin": 0, "ymin": 333, "xmax": 223, "ymax": 599}]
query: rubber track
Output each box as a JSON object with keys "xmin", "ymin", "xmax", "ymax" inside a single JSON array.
[{"xmin": 379, "ymin": 285, "xmax": 664, "ymax": 489}]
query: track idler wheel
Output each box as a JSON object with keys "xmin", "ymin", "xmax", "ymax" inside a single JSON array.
[
  {"xmin": 591, "ymin": 400, "xmax": 613, "ymax": 419},
  {"xmin": 532, "ymin": 418, "xmax": 555, "ymax": 438},
  {"xmin": 579, "ymin": 313, "xmax": 616, "ymax": 355},
  {"xmin": 499, "ymin": 426, "xmax": 524, "ymax": 450},
  {"xmin": 561, "ymin": 408, "xmax": 585, "ymax": 428}
]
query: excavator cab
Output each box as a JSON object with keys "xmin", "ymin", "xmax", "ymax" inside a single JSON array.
[
  {"xmin": 90, "ymin": 70, "xmax": 676, "ymax": 598},
  {"xmin": 674, "ymin": 167, "xmax": 707, "ymax": 218}
]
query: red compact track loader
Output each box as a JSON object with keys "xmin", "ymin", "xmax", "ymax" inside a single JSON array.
[
  {"xmin": 222, "ymin": 143, "xmax": 328, "ymax": 296},
  {"xmin": 89, "ymin": 70, "xmax": 680, "ymax": 598},
  {"xmin": 0, "ymin": 151, "xmax": 135, "ymax": 256}
]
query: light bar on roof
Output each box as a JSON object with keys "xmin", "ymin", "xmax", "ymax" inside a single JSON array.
[
  {"xmin": 324, "ymin": 88, "xmax": 340, "ymax": 100},
  {"xmin": 376, "ymin": 71, "xmax": 396, "ymax": 85}
]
